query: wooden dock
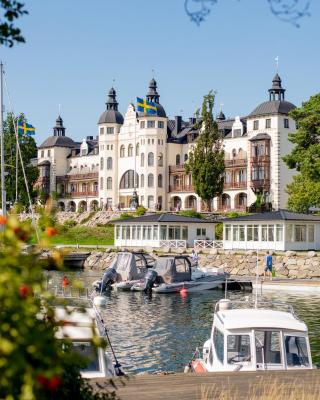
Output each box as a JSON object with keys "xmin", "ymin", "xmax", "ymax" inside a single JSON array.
[{"xmin": 91, "ymin": 370, "xmax": 320, "ymax": 400}]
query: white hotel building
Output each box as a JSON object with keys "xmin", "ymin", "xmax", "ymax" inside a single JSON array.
[{"xmin": 35, "ymin": 74, "xmax": 296, "ymax": 213}]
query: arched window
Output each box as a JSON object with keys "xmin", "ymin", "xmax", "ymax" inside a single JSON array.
[
  {"xmin": 158, "ymin": 152, "xmax": 163, "ymax": 167},
  {"xmin": 184, "ymin": 154, "xmax": 188, "ymax": 162},
  {"xmin": 158, "ymin": 174, "xmax": 163, "ymax": 188},
  {"xmin": 148, "ymin": 196, "xmax": 154, "ymax": 209},
  {"xmin": 107, "ymin": 157, "xmax": 113, "ymax": 170},
  {"xmin": 148, "ymin": 173, "xmax": 154, "ymax": 187},
  {"xmin": 136, "ymin": 143, "xmax": 140, "ymax": 156},
  {"xmin": 141, "ymin": 153, "xmax": 145, "ymax": 167},
  {"xmin": 141, "ymin": 174, "xmax": 144, "ymax": 187},
  {"xmin": 232, "ymin": 149, "xmax": 236, "ymax": 158},
  {"xmin": 120, "ymin": 145, "xmax": 125, "ymax": 157},
  {"xmin": 100, "ymin": 177, "xmax": 103, "ymax": 190},
  {"xmin": 148, "ymin": 152, "xmax": 154, "ymax": 166},
  {"xmin": 119, "ymin": 170, "xmax": 139, "ymax": 189},
  {"xmin": 107, "ymin": 177, "xmax": 112, "ymax": 190},
  {"xmin": 100, "ymin": 157, "xmax": 104, "ymax": 170},
  {"xmin": 128, "ymin": 144, "xmax": 133, "ymax": 157},
  {"xmin": 176, "ymin": 154, "xmax": 181, "ymax": 165}
]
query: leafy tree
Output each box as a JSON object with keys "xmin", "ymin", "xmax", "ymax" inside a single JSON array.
[
  {"xmin": 2, "ymin": 112, "xmax": 39, "ymax": 207},
  {"xmin": 283, "ymin": 94, "xmax": 320, "ymax": 212},
  {"xmin": 185, "ymin": 91, "xmax": 225, "ymax": 211},
  {"xmin": 0, "ymin": 0, "xmax": 27, "ymax": 47}
]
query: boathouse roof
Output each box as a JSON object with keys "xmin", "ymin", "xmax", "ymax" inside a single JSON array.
[
  {"xmin": 225, "ymin": 209, "xmax": 320, "ymax": 222},
  {"xmin": 113, "ymin": 213, "xmax": 215, "ymax": 224}
]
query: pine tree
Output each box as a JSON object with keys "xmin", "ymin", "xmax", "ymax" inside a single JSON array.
[{"xmin": 186, "ymin": 91, "xmax": 225, "ymax": 211}]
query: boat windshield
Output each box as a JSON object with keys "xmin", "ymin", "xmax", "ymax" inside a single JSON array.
[
  {"xmin": 284, "ymin": 335, "xmax": 310, "ymax": 367},
  {"xmin": 227, "ymin": 334, "xmax": 251, "ymax": 364},
  {"xmin": 72, "ymin": 341, "xmax": 101, "ymax": 372},
  {"xmin": 255, "ymin": 330, "xmax": 282, "ymax": 366}
]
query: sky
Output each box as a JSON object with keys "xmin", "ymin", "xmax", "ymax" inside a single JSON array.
[{"xmin": 1, "ymin": 0, "xmax": 320, "ymax": 145}]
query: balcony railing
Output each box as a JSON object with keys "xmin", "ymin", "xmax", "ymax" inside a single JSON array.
[
  {"xmin": 224, "ymin": 181, "xmax": 247, "ymax": 189},
  {"xmin": 250, "ymin": 179, "xmax": 270, "ymax": 189},
  {"xmin": 224, "ymin": 159, "xmax": 247, "ymax": 168},
  {"xmin": 59, "ymin": 191, "xmax": 99, "ymax": 198},
  {"xmin": 169, "ymin": 164, "xmax": 186, "ymax": 173},
  {"xmin": 56, "ymin": 172, "xmax": 98, "ymax": 182},
  {"xmin": 250, "ymin": 155, "xmax": 270, "ymax": 164},
  {"xmin": 169, "ymin": 185, "xmax": 194, "ymax": 192}
]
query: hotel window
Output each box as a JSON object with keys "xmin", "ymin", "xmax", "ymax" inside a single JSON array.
[
  {"xmin": 158, "ymin": 153, "xmax": 163, "ymax": 167},
  {"xmin": 140, "ymin": 195, "xmax": 144, "ymax": 205},
  {"xmin": 294, "ymin": 225, "xmax": 307, "ymax": 242},
  {"xmin": 158, "ymin": 174, "xmax": 163, "ymax": 188},
  {"xmin": 148, "ymin": 173, "xmax": 154, "ymax": 187},
  {"xmin": 99, "ymin": 127, "xmax": 104, "ymax": 135},
  {"xmin": 233, "ymin": 129, "xmax": 242, "ymax": 137},
  {"xmin": 176, "ymin": 154, "xmax": 181, "ymax": 166},
  {"xmin": 158, "ymin": 121, "xmax": 164, "ymax": 128},
  {"xmin": 148, "ymin": 152, "xmax": 154, "ymax": 166},
  {"xmin": 276, "ymin": 224, "xmax": 283, "ymax": 241},
  {"xmin": 261, "ymin": 225, "xmax": 268, "ymax": 241},
  {"xmin": 140, "ymin": 174, "xmax": 144, "ymax": 187},
  {"xmin": 141, "ymin": 153, "xmax": 144, "ymax": 167},
  {"xmin": 265, "ymin": 119, "xmax": 271, "ymax": 129},
  {"xmin": 111, "ymin": 145, "xmax": 113, "ymax": 150},
  {"xmin": 41, "ymin": 150, "xmax": 44, "ymax": 157},
  {"xmin": 140, "ymin": 121, "xmax": 145, "ymax": 129},
  {"xmin": 308, "ymin": 225, "xmax": 315, "ymax": 242},
  {"xmin": 152, "ymin": 139, "xmax": 154, "ymax": 144},
  {"xmin": 100, "ymin": 157, "xmax": 104, "ymax": 170},
  {"xmin": 284, "ymin": 118, "xmax": 289, "ymax": 129},
  {"xmin": 253, "ymin": 120, "xmax": 259, "ymax": 130},
  {"xmin": 107, "ymin": 127, "xmax": 114, "ymax": 134},
  {"xmin": 100, "ymin": 177, "xmax": 103, "ymax": 190},
  {"xmin": 48, "ymin": 150, "xmax": 51, "ymax": 157},
  {"xmin": 107, "ymin": 157, "xmax": 112, "ymax": 170},
  {"xmin": 120, "ymin": 145, "xmax": 125, "ymax": 157},
  {"xmin": 107, "ymin": 177, "xmax": 112, "ymax": 190},
  {"xmin": 106, "ymin": 145, "xmax": 109, "ymax": 150},
  {"xmin": 225, "ymin": 225, "xmax": 231, "ymax": 241},
  {"xmin": 128, "ymin": 144, "xmax": 133, "ymax": 157},
  {"xmin": 184, "ymin": 154, "xmax": 188, "ymax": 162},
  {"xmin": 148, "ymin": 195, "xmax": 154, "ymax": 208},
  {"xmin": 147, "ymin": 120, "xmax": 155, "ymax": 128},
  {"xmin": 136, "ymin": 143, "xmax": 140, "ymax": 156}
]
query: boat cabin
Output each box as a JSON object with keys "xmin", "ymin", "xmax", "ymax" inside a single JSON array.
[
  {"xmin": 153, "ymin": 256, "xmax": 192, "ymax": 284},
  {"xmin": 55, "ymin": 307, "xmax": 116, "ymax": 378},
  {"xmin": 202, "ymin": 299, "xmax": 312, "ymax": 372}
]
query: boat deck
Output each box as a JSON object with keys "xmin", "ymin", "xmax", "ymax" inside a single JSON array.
[{"xmin": 91, "ymin": 369, "xmax": 320, "ymax": 400}]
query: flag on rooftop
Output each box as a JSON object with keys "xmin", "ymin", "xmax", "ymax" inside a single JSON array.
[
  {"xmin": 137, "ymin": 97, "xmax": 157, "ymax": 115},
  {"xmin": 18, "ymin": 121, "xmax": 35, "ymax": 136}
]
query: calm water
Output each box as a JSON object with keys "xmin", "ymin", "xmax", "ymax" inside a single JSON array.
[{"xmin": 48, "ymin": 271, "xmax": 320, "ymax": 374}]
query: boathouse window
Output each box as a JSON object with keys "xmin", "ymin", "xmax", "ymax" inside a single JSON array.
[
  {"xmin": 160, "ymin": 225, "xmax": 167, "ymax": 240},
  {"xmin": 268, "ymin": 225, "xmax": 274, "ymax": 241},
  {"xmin": 308, "ymin": 225, "xmax": 315, "ymax": 242},
  {"xmin": 261, "ymin": 225, "xmax": 268, "ymax": 241},
  {"xmin": 182, "ymin": 226, "xmax": 188, "ymax": 240},
  {"xmin": 276, "ymin": 224, "xmax": 283, "ymax": 241},
  {"xmin": 286, "ymin": 224, "xmax": 293, "ymax": 242},
  {"xmin": 132, "ymin": 226, "xmax": 136, "ymax": 240},
  {"xmin": 239, "ymin": 225, "xmax": 245, "ymax": 241},
  {"xmin": 137, "ymin": 226, "xmax": 141, "ymax": 240},
  {"xmin": 225, "ymin": 225, "xmax": 231, "ymax": 241},
  {"xmin": 196, "ymin": 228, "xmax": 206, "ymax": 237},
  {"xmin": 284, "ymin": 336, "xmax": 310, "ymax": 367},
  {"xmin": 116, "ymin": 226, "xmax": 120, "ymax": 239},
  {"xmin": 168, "ymin": 226, "xmax": 181, "ymax": 240},
  {"xmin": 227, "ymin": 335, "xmax": 251, "ymax": 364},
  {"xmin": 213, "ymin": 328, "xmax": 224, "ymax": 364},
  {"xmin": 294, "ymin": 225, "xmax": 307, "ymax": 242},
  {"xmin": 233, "ymin": 226, "xmax": 239, "ymax": 241},
  {"xmin": 153, "ymin": 225, "xmax": 158, "ymax": 240}
]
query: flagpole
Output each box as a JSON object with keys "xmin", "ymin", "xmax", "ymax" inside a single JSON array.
[
  {"xmin": 0, "ymin": 61, "xmax": 6, "ymax": 217},
  {"xmin": 15, "ymin": 136, "xmax": 18, "ymax": 203}
]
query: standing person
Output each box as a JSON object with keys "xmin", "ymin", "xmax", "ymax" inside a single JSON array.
[
  {"xmin": 264, "ymin": 251, "xmax": 273, "ymax": 279},
  {"xmin": 62, "ymin": 275, "xmax": 69, "ymax": 289},
  {"xmin": 191, "ymin": 249, "xmax": 199, "ymax": 268}
]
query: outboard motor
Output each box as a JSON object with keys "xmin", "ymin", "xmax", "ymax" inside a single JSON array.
[
  {"xmin": 143, "ymin": 269, "xmax": 158, "ymax": 292},
  {"xmin": 100, "ymin": 267, "xmax": 117, "ymax": 292}
]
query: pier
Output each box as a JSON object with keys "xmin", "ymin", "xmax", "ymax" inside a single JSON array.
[{"xmin": 92, "ymin": 370, "xmax": 320, "ymax": 399}]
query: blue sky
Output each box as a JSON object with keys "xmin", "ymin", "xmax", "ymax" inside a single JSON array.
[{"xmin": 1, "ymin": 0, "xmax": 320, "ymax": 144}]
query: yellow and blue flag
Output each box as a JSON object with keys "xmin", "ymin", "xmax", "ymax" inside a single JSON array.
[
  {"xmin": 137, "ymin": 97, "xmax": 157, "ymax": 115},
  {"xmin": 18, "ymin": 121, "xmax": 35, "ymax": 136}
]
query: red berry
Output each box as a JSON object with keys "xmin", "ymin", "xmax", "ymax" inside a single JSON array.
[
  {"xmin": 0, "ymin": 216, "xmax": 7, "ymax": 225},
  {"xmin": 19, "ymin": 284, "xmax": 30, "ymax": 298},
  {"xmin": 37, "ymin": 374, "xmax": 47, "ymax": 387},
  {"xmin": 47, "ymin": 376, "xmax": 61, "ymax": 391},
  {"xmin": 45, "ymin": 227, "xmax": 57, "ymax": 237}
]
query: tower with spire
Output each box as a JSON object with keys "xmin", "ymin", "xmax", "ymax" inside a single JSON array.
[
  {"xmin": 268, "ymin": 73, "xmax": 286, "ymax": 101},
  {"xmin": 53, "ymin": 115, "xmax": 66, "ymax": 137}
]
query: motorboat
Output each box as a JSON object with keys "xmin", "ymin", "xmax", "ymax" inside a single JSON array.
[
  {"xmin": 55, "ymin": 306, "xmax": 123, "ymax": 378},
  {"xmin": 131, "ymin": 256, "xmax": 227, "ymax": 293},
  {"xmin": 187, "ymin": 298, "xmax": 313, "ymax": 373},
  {"xmin": 93, "ymin": 252, "xmax": 155, "ymax": 292}
]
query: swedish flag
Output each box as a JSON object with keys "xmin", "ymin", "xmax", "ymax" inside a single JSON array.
[
  {"xmin": 18, "ymin": 121, "xmax": 35, "ymax": 136},
  {"xmin": 137, "ymin": 97, "xmax": 157, "ymax": 115}
]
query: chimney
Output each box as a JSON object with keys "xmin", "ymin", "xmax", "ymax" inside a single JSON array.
[
  {"xmin": 174, "ymin": 116, "xmax": 182, "ymax": 135},
  {"xmin": 189, "ymin": 117, "xmax": 196, "ymax": 125},
  {"xmin": 86, "ymin": 136, "xmax": 93, "ymax": 140}
]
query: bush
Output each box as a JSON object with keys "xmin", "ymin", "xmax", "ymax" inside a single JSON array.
[
  {"xmin": 119, "ymin": 212, "xmax": 133, "ymax": 220},
  {"xmin": 178, "ymin": 210, "xmax": 203, "ymax": 219},
  {"xmin": 64, "ymin": 219, "xmax": 77, "ymax": 229},
  {"xmin": 135, "ymin": 206, "xmax": 146, "ymax": 216},
  {"xmin": 215, "ymin": 222, "xmax": 223, "ymax": 240}
]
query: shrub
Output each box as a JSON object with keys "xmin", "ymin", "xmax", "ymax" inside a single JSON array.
[
  {"xmin": 178, "ymin": 210, "xmax": 203, "ymax": 219},
  {"xmin": 215, "ymin": 222, "xmax": 223, "ymax": 240},
  {"xmin": 119, "ymin": 212, "xmax": 133, "ymax": 220},
  {"xmin": 135, "ymin": 206, "xmax": 147, "ymax": 216},
  {"xmin": 64, "ymin": 219, "xmax": 77, "ymax": 228}
]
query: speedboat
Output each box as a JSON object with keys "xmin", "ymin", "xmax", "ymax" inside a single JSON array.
[
  {"xmin": 131, "ymin": 256, "xmax": 227, "ymax": 293},
  {"xmin": 187, "ymin": 298, "xmax": 313, "ymax": 373},
  {"xmin": 55, "ymin": 306, "xmax": 123, "ymax": 378},
  {"xmin": 92, "ymin": 252, "xmax": 155, "ymax": 292}
]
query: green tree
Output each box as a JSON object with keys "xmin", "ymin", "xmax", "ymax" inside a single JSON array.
[
  {"xmin": 283, "ymin": 94, "xmax": 320, "ymax": 212},
  {"xmin": 0, "ymin": 0, "xmax": 27, "ymax": 47},
  {"xmin": 2, "ymin": 112, "xmax": 39, "ymax": 207},
  {"xmin": 185, "ymin": 91, "xmax": 225, "ymax": 211}
]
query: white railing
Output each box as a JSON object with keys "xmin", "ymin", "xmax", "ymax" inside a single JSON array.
[
  {"xmin": 159, "ymin": 240, "xmax": 187, "ymax": 248},
  {"xmin": 194, "ymin": 240, "xmax": 223, "ymax": 249}
]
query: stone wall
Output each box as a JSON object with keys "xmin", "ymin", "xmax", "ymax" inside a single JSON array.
[{"xmin": 83, "ymin": 248, "xmax": 320, "ymax": 278}]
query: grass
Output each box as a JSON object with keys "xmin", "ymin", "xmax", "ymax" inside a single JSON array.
[{"xmin": 51, "ymin": 225, "xmax": 114, "ymax": 246}]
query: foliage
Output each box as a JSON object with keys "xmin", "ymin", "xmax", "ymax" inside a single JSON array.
[
  {"xmin": 119, "ymin": 212, "xmax": 133, "ymax": 220},
  {"xmin": 63, "ymin": 219, "xmax": 77, "ymax": 229},
  {"xmin": 135, "ymin": 206, "xmax": 147, "ymax": 216},
  {"xmin": 0, "ymin": 215, "xmax": 119, "ymax": 399},
  {"xmin": 2, "ymin": 113, "xmax": 39, "ymax": 207},
  {"xmin": 10, "ymin": 201, "xmax": 24, "ymax": 214},
  {"xmin": 185, "ymin": 91, "xmax": 225, "ymax": 211},
  {"xmin": 215, "ymin": 222, "xmax": 223, "ymax": 240},
  {"xmin": 283, "ymin": 94, "xmax": 320, "ymax": 212},
  {"xmin": 0, "ymin": 0, "xmax": 27, "ymax": 47},
  {"xmin": 49, "ymin": 225, "xmax": 114, "ymax": 246},
  {"xmin": 178, "ymin": 210, "xmax": 203, "ymax": 219}
]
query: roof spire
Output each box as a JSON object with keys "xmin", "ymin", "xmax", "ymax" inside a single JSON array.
[
  {"xmin": 216, "ymin": 103, "xmax": 226, "ymax": 121},
  {"xmin": 146, "ymin": 77, "xmax": 160, "ymax": 104},
  {"xmin": 268, "ymin": 72, "xmax": 285, "ymax": 101},
  {"xmin": 53, "ymin": 115, "xmax": 65, "ymax": 137},
  {"xmin": 106, "ymin": 87, "xmax": 119, "ymax": 111}
]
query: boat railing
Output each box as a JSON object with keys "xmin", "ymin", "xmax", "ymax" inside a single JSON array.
[{"xmin": 215, "ymin": 299, "xmax": 298, "ymax": 318}]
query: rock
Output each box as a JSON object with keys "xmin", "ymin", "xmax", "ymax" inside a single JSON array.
[
  {"xmin": 286, "ymin": 258, "xmax": 297, "ymax": 266},
  {"xmin": 307, "ymin": 251, "xmax": 316, "ymax": 258},
  {"xmin": 296, "ymin": 270, "xmax": 308, "ymax": 279},
  {"xmin": 286, "ymin": 251, "xmax": 296, "ymax": 257},
  {"xmin": 276, "ymin": 266, "xmax": 289, "ymax": 277},
  {"xmin": 288, "ymin": 270, "xmax": 298, "ymax": 278},
  {"xmin": 297, "ymin": 259, "xmax": 306, "ymax": 266},
  {"xmin": 210, "ymin": 248, "xmax": 218, "ymax": 255}
]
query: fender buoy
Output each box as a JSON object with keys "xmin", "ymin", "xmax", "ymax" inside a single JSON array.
[{"xmin": 191, "ymin": 359, "xmax": 206, "ymax": 373}]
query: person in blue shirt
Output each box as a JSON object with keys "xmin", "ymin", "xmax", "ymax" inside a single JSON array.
[{"xmin": 264, "ymin": 251, "xmax": 273, "ymax": 279}]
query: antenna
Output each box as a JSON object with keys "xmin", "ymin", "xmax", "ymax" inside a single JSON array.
[
  {"xmin": 275, "ymin": 56, "xmax": 279, "ymax": 73},
  {"xmin": 58, "ymin": 103, "xmax": 61, "ymax": 115}
]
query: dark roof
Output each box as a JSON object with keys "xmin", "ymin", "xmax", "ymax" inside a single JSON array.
[
  {"xmin": 226, "ymin": 210, "xmax": 320, "ymax": 222},
  {"xmin": 38, "ymin": 160, "xmax": 51, "ymax": 166},
  {"xmin": 113, "ymin": 213, "xmax": 214, "ymax": 224},
  {"xmin": 249, "ymin": 100, "xmax": 295, "ymax": 118},
  {"xmin": 249, "ymin": 133, "xmax": 271, "ymax": 141},
  {"xmin": 98, "ymin": 109, "xmax": 124, "ymax": 124},
  {"xmin": 39, "ymin": 135, "xmax": 76, "ymax": 149}
]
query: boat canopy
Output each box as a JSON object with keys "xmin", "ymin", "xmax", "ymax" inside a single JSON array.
[
  {"xmin": 154, "ymin": 257, "xmax": 191, "ymax": 284},
  {"xmin": 110, "ymin": 252, "xmax": 152, "ymax": 281}
]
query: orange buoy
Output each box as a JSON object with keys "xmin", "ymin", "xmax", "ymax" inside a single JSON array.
[{"xmin": 192, "ymin": 359, "xmax": 206, "ymax": 373}]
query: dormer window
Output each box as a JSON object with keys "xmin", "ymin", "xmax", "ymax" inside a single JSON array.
[
  {"xmin": 253, "ymin": 120, "xmax": 259, "ymax": 130},
  {"xmin": 233, "ymin": 129, "xmax": 242, "ymax": 137}
]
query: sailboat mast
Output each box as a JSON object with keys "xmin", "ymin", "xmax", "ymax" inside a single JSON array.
[{"xmin": 0, "ymin": 61, "xmax": 6, "ymax": 217}]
